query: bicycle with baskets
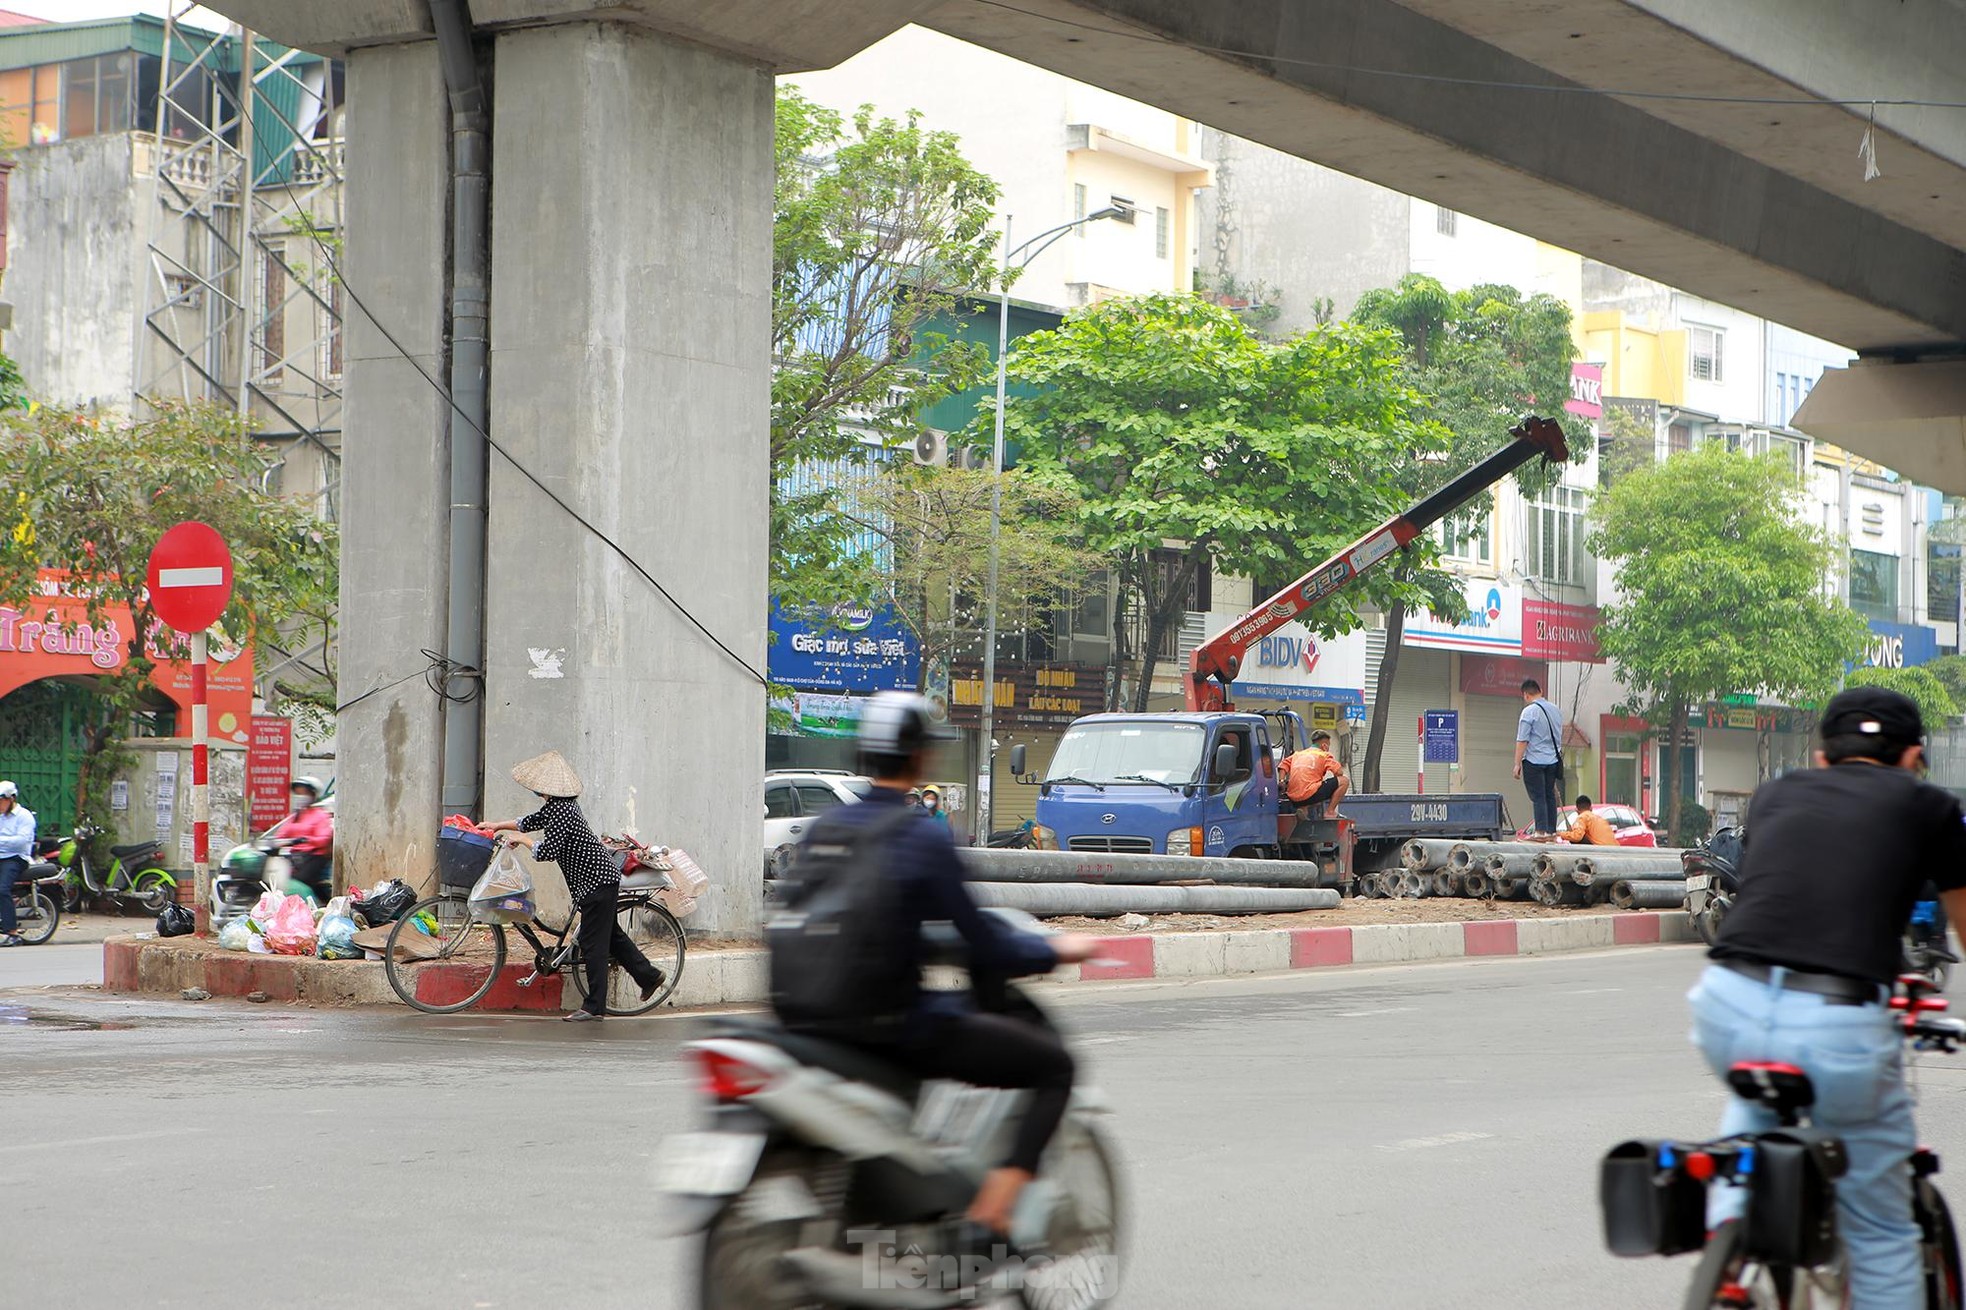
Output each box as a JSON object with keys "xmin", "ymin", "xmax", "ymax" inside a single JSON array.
[
  {"xmin": 382, "ymin": 828, "xmax": 693, "ymax": 1016},
  {"xmin": 1601, "ymin": 971, "xmax": 1965, "ymax": 1309}
]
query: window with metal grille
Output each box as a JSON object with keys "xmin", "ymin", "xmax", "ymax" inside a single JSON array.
[
  {"xmin": 1155, "ymin": 206, "xmax": 1169, "ymax": 259},
  {"xmin": 1525, "ymin": 486, "xmax": 1589, "ymax": 586},
  {"xmin": 1438, "ymin": 503, "xmax": 1493, "ymax": 566},
  {"xmin": 1688, "ymin": 325, "xmax": 1724, "ymax": 382},
  {"xmin": 1436, "ymin": 205, "xmax": 1457, "ymax": 236},
  {"xmin": 259, "ymin": 242, "xmax": 286, "ymax": 380},
  {"xmin": 1073, "ymin": 183, "xmax": 1086, "ymax": 236}
]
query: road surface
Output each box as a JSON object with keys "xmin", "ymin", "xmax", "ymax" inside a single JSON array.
[{"xmin": 8, "ymin": 944, "xmax": 1966, "ymax": 1308}]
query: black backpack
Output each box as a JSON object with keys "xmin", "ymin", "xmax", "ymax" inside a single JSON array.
[{"xmin": 767, "ymin": 804, "xmax": 919, "ymax": 1036}]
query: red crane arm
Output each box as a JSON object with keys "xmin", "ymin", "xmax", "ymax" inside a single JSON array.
[{"xmin": 1185, "ymin": 415, "xmax": 1568, "ymax": 712}]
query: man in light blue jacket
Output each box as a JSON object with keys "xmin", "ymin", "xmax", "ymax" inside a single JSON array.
[
  {"xmin": 0, "ymin": 781, "xmax": 37, "ymax": 947},
  {"xmin": 1513, "ymin": 680, "xmax": 1564, "ymax": 835}
]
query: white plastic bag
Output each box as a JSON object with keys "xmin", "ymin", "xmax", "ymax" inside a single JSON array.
[
  {"xmin": 218, "ymin": 918, "xmax": 256, "ymax": 951},
  {"xmin": 654, "ymin": 848, "xmax": 708, "ymax": 918},
  {"xmin": 469, "ymin": 845, "xmax": 536, "ymax": 924}
]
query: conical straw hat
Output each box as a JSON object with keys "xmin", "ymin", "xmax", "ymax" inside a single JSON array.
[{"xmin": 511, "ymin": 749, "xmax": 582, "ymax": 798}]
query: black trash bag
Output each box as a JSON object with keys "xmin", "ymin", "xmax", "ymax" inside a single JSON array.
[
  {"xmin": 356, "ymin": 880, "xmax": 417, "ymax": 927},
  {"xmin": 156, "ymin": 903, "xmax": 195, "ymax": 937}
]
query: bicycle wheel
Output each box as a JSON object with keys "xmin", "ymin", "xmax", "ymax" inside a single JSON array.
[
  {"xmin": 1920, "ymin": 1180, "xmax": 1962, "ymax": 1310},
  {"xmin": 16, "ymin": 889, "xmax": 59, "ymax": 945},
  {"xmin": 133, "ymin": 869, "xmax": 176, "ymax": 913},
  {"xmin": 383, "ymin": 895, "xmax": 507, "ymax": 1014},
  {"xmin": 566, "ymin": 897, "xmax": 686, "ymax": 1017}
]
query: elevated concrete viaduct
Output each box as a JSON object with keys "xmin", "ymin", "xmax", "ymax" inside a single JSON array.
[{"xmin": 208, "ymin": 0, "xmax": 1966, "ymax": 928}]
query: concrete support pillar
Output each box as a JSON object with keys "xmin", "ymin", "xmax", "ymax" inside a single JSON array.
[
  {"xmin": 482, "ymin": 23, "xmax": 771, "ymax": 934},
  {"xmin": 335, "ymin": 43, "xmax": 452, "ymax": 892}
]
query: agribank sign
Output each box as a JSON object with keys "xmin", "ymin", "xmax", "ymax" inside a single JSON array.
[{"xmin": 0, "ymin": 571, "xmax": 256, "ymax": 742}]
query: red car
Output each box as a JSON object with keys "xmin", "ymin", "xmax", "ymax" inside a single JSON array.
[{"xmin": 1514, "ymin": 803, "xmax": 1658, "ymax": 847}]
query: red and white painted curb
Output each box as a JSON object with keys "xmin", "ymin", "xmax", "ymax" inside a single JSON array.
[{"xmin": 103, "ymin": 911, "xmax": 1694, "ymax": 1011}]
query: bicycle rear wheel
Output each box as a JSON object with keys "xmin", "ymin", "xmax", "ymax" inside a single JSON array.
[
  {"xmin": 566, "ymin": 897, "xmax": 686, "ymax": 1017},
  {"xmin": 383, "ymin": 895, "xmax": 507, "ymax": 1014},
  {"xmin": 1920, "ymin": 1179, "xmax": 1962, "ymax": 1310},
  {"xmin": 1683, "ymin": 1219, "xmax": 1803, "ymax": 1309}
]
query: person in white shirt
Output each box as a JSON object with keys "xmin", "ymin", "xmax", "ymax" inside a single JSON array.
[{"xmin": 0, "ymin": 781, "xmax": 38, "ymax": 948}]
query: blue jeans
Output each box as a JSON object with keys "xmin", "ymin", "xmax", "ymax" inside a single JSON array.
[
  {"xmin": 0, "ymin": 855, "xmax": 22, "ymax": 933},
  {"xmin": 1521, "ymin": 759, "xmax": 1561, "ymax": 833},
  {"xmin": 1689, "ymin": 963, "xmax": 1918, "ymax": 1309}
]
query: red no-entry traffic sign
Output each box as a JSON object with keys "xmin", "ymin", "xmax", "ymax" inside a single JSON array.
[{"xmin": 146, "ymin": 521, "xmax": 233, "ymax": 632}]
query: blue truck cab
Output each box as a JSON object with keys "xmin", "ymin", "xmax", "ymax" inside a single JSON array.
[{"xmin": 1031, "ymin": 712, "xmax": 1286, "ymax": 859}]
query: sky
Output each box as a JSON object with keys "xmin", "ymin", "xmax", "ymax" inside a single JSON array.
[{"xmin": 11, "ymin": 2, "xmax": 234, "ymax": 26}]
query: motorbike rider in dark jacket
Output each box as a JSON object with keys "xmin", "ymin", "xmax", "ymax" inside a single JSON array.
[{"xmin": 787, "ymin": 691, "xmax": 1099, "ymax": 1240}]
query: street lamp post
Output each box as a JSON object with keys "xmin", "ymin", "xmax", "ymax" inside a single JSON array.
[{"xmin": 977, "ymin": 205, "xmax": 1124, "ymax": 844}]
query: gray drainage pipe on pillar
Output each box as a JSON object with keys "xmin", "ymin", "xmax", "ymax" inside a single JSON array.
[
  {"xmin": 966, "ymin": 882, "xmax": 1339, "ymax": 917},
  {"xmin": 431, "ymin": 0, "xmax": 492, "ymax": 815}
]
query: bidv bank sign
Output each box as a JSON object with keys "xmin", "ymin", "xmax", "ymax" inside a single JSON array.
[{"xmin": 1231, "ymin": 622, "xmax": 1368, "ymax": 708}]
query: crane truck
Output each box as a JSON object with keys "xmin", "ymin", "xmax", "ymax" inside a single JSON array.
[{"xmin": 1022, "ymin": 415, "xmax": 1569, "ymax": 886}]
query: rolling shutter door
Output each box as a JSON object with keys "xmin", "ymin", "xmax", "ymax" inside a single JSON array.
[
  {"xmin": 1365, "ymin": 637, "xmax": 1449, "ymax": 791},
  {"xmin": 1460, "ymin": 693, "xmax": 1525, "ymax": 824}
]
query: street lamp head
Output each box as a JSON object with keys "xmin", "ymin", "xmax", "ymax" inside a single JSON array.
[{"xmin": 1088, "ymin": 205, "xmax": 1129, "ymax": 222}]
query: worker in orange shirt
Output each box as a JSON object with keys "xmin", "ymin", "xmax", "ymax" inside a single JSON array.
[
  {"xmin": 1284, "ymin": 729, "xmax": 1350, "ymax": 820},
  {"xmin": 1550, "ymin": 794, "xmax": 1619, "ymax": 846}
]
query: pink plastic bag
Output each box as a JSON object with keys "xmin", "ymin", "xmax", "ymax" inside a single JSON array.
[{"xmin": 262, "ymin": 893, "xmax": 317, "ymax": 956}]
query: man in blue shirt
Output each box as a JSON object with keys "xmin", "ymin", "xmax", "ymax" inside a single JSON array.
[
  {"xmin": 1513, "ymin": 679, "xmax": 1564, "ymax": 835},
  {"xmin": 0, "ymin": 781, "xmax": 37, "ymax": 947}
]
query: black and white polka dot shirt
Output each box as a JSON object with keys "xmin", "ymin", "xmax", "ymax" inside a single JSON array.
[{"xmin": 518, "ymin": 798, "xmax": 619, "ymax": 903}]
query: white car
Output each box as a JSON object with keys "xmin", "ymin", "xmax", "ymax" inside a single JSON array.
[{"xmin": 763, "ymin": 770, "xmax": 874, "ymax": 875}]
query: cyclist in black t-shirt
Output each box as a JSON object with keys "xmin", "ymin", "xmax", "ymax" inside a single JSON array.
[{"xmin": 1691, "ymin": 686, "xmax": 1966, "ymax": 1307}]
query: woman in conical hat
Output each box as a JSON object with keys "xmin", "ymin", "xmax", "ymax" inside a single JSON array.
[{"xmin": 483, "ymin": 750, "xmax": 666, "ymax": 1022}]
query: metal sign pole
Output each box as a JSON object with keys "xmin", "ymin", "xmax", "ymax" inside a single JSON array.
[{"xmin": 191, "ymin": 630, "xmax": 210, "ymax": 933}]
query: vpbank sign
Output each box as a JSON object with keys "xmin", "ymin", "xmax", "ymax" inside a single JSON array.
[{"xmin": 1406, "ymin": 580, "xmax": 1522, "ymax": 655}]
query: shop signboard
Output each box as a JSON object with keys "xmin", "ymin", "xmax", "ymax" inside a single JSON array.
[
  {"xmin": 1229, "ymin": 624, "xmax": 1368, "ymax": 705},
  {"xmin": 1700, "ymin": 703, "xmax": 1813, "ymax": 734},
  {"xmin": 1404, "ymin": 579, "xmax": 1522, "ymax": 655},
  {"xmin": 1864, "ymin": 619, "xmax": 1938, "ymax": 669},
  {"xmin": 947, "ymin": 661, "xmax": 1110, "ymax": 730},
  {"xmin": 1566, "ymin": 363, "xmax": 1604, "ymax": 419},
  {"xmin": 1460, "ymin": 653, "xmax": 1550, "ymax": 698},
  {"xmin": 246, "ymin": 716, "xmax": 293, "ymax": 833},
  {"xmin": 768, "ymin": 601, "xmax": 919, "ymax": 693},
  {"xmin": 1522, "ymin": 599, "xmax": 1603, "ymax": 663},
  {"xmin": 0, "ymin": 571, "xmax": 255, "ymax": 740}
]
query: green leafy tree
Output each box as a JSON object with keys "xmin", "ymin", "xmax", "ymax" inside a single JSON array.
[
  {"xmin": 0, "ymin": 402, "xmax": 337, "ymax": 815},
  {"xmin": 993, "ymin": 293, "xmax": 1439, "ymax": 711},
  {"xmin": 1845, "ymin": 665, "xmax": 1959, "ymax": 731},
  {"xmin": 771, "ymin": 88, "xmax": 1003, "ymax": 620},
  {"xmin": 1348, "ymin": 276, "xmax": 1588, "ymax": 790},
  {"xmin": 1588, "ymin": 445, "xmax": 1869, "ymax": 840},
  {"xmin": 1924, "ymin": 653, "xmax": 1966, "ymax": 712},
  {"xmin": 846, "ymin": 462, "xmax": 1098, "ymax": 683}
]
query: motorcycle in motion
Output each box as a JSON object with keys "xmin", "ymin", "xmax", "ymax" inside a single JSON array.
[
  {"xmin": 656, "ymin": 907, "xmax": 1123, "ymax": 1309},
  {"xmin": 1682, "ymin": 825, "xmax": 1743, "ymax": 947}
]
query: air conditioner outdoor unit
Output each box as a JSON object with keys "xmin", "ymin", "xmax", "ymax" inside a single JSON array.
[{"xmin": 914, "ymin": 431, "xmax": 947, "ymax": 465}]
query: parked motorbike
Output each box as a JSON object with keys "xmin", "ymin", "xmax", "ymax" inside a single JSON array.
[
  {"xmin": 48, "ymin": 823, "xmax": 176, "ymax": 915},
  {"xmin": 10, "ymin": 862, "xmax": 64, "ymax": 945},
  {"xmin": 987, "ymin": 820, "xmax": 1036, "ymax": 850},
  {"xmin": 656, "ymin": 906, "xmax": 1123, "ymax": 1310},
  {"xmin": 1681, "ymin": 825, "xmax": 1743, "ymax": 947}
]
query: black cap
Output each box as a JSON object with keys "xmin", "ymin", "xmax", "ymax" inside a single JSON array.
[{"xmin": 1820, "ymin": 686, "xmax": 1925, "ymax": 746}]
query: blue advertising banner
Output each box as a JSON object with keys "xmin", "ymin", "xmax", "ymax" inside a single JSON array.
[
  {"xmin": 1865, "ymin": 619, "xmax": 1939, "ymax": 670},
  {"xmin": 769, "ymin": 602, "xmax": 920, "ymax": 692}
]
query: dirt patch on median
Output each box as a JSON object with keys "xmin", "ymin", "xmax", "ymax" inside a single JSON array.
[{"xmin": 1044, "ymin": 897, "xmax": 1667, "ymax": 936}]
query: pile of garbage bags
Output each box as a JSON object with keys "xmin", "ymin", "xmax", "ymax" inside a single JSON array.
[{"xmin": 217, "ymin": 878, "xmax": 418, "ymax": 959}]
